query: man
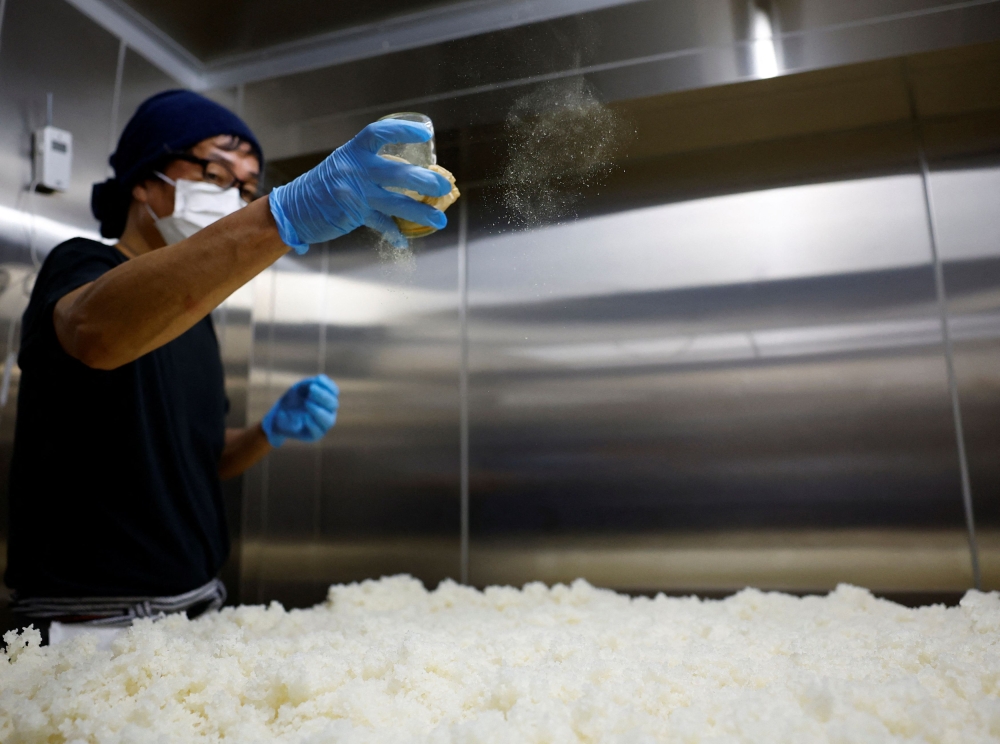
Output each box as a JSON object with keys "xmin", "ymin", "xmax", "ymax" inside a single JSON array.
[{"xmin": 5, "ymin": 90, "xmax": 453, "ymax": 640}]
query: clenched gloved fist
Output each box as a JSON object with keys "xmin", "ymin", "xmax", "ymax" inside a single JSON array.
[
  {"xmin": 267, "ymin": 119, "xmax": 453, "ymax": 252},
  {"xmin": 261, "ymin": 374, "xmax": 339, "ymax": 447}
]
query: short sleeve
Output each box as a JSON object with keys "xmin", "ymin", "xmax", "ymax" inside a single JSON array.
[{"xmin": 18, "ymin": 238, "xmax": 124, "ymax": 369}]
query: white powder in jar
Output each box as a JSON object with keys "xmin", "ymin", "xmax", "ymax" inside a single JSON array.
[{"xmin": 2, "ymin": 576, "xmax": 998, "ymax": 743}]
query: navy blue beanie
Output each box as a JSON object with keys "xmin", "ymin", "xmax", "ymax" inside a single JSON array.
[{"xmin": 92, "ymin": 89, "xmax": 263, "ymax": 239}]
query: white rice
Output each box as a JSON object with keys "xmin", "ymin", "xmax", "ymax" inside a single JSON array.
[{"xmin": 2, "ymin": 575, "xmax": 998, "ymax": 743}]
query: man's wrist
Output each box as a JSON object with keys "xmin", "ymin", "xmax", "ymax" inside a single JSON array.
[
  {"xmin": 267, "ymin": 191, "xmax": 309, "ymax": 254},
  {"xmin": 256, "ymin": 421, "xmax": 275, "ymax": 449}
]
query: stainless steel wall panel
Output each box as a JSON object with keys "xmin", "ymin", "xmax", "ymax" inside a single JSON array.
[
  {"xmin": 245, "ymin": 40, "xmax": 999, "ymax": 599},
  {"xmin": 212, "ymin": 285, "xmax": 255, "ymax": 603},
  {"xmin": 115, "ymin": 0, "xmax": 477, "ymax": 63},
  {"xmin": 773, "ymin": 0, "xmax": 993, "ymax": 33},
  {"xmin": 932, "ymin": 161, "xmax": 1000, "ymax": 589},
  {"xmin": 911, "ymin": 40, "xmax": 1000, "ymax": 590},
  {"xmin": 240, "ymin": 230, "xmax": 461, "ymax": 608},
  {"xmin": 242, "ymin": 0, "xmax": 1000, "ymax": 161},
  {"xmin": 461, "ymin": 52, "xmax": 986, "ymax": 592},
  {"xmin": 0, "ymin": 0, "xmax": 997, "ymax": 623},
  {"xmin": 777, "ymin": 2, "xmax": 1000, "ymax": 75}
]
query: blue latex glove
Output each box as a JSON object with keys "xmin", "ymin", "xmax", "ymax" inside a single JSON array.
[
  {"xmin": 261, "ymin": 374, "xmax": 339, "ymax": 447},
  {"xmin": 268, "ymin": 119, "xmax": 452, "ymax": 252}
]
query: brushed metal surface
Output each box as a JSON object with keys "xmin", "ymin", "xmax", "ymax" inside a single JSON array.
[
  {"xmin": 242, "ymin": 0, "xmax": 1000, "ymax": 160},
  {"xmin": 2, "ymin": 0, "xmax": 1000, "ymax": 626},
  {"xmin": 118, "ymin": 0, "xmax": 467, "ymax": 61},
  {"xmin": 463, "ymin": 186, "xmax": 965, "ymax": 533},
  {"xmin": 455, "ymin": 48, "xmax": 999, "ymax": 592},
  {"xmin": 240, "ymin": 229, "xmax": 462, "ymax": 608},
  {"xmin": 238, "ymin": 529, "xmax": 1000, "ymax": 595},
  {"xmin": 67, "ymin": 0, "xmax": 1000, "ymax": 92},
  {"xmin": 933, "ymin": 160, "xmax": 1000, "ymax": 542}
]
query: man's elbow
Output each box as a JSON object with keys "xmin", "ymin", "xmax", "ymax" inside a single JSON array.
[
  {"xmin": 75, "ymin": 341, "xmax": 121, "ymax": 370},
  {"xmin": 56, "ymin": 316, "xmax": 121, "ymax": 370},
  {"xmin": 70, "ymin": 333, "xmax": 121, "ymax": 370}
]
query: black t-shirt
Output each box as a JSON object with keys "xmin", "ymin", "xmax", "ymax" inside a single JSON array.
[{"xmin": 5, "ymin": 238, "xmax": 229, "ymax": 598}]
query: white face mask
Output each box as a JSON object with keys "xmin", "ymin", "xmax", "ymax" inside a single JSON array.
[{"xmin": 146, "ymin": 172, "xmax": 246, "ymax": 245}]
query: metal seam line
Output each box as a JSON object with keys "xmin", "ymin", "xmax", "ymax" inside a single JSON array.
[
  {"xmin": 902, "ymin": 62, "xmax": 982, "ymax": 590},
  {"xmin": 257, "ymin": 268, "xmax": 278, "ymax": 602},
  {"xmin": 108, "ymin": 39, "xmax": 127, "ymax": 162},
  {"xmin": 458, "ymin": 199, "xmax": 470, "ymax": 585},
  {"xmin": 0, "ymin": 0, "xmax": 17, "ymax": 421},
  {"xmin": 0, "ymin": 0, "xmax": 8, "ymax": 63},
  {"xmin": 918, "ymin": 152, "xmax": 982, "ymax": 591},
  {"xmin": 314, "ymin": 246, "xmax": 328, "ymax": 543},
  {"xmin": 238, "ymin": 278, "xmax": 259, "ymax": 605}
]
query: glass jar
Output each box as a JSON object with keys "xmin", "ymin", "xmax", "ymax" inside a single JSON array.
[{"xmin": 378, "ymin": 112, "xmax": 438, "ymax": 239}]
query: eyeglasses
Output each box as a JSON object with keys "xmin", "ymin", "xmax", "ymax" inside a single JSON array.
[{"xmin": 164, "ymin": 152, "xmax": 260, "ymax": 203}]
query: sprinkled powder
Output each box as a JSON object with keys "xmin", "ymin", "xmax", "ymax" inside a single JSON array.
[{"xmin": 502, "ymin": 77, "xmax": 632, "ymax": 226}]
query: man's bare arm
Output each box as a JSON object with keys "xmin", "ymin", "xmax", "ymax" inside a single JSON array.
[
  {"xmin": 54, "ymin": 197, "xmax": 288, "ymax": 370},
  {"xmin": 218, "ymin": 425, "xmax": 273, "ymax": 481}
]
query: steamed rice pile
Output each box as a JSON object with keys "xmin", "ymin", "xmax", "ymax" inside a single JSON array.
[{"xmin": 2, "ymin": 576, "xmax": 999, "ymax": 743}]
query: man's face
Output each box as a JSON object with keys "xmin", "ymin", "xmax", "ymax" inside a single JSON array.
[{"xmin": 136, "ymin": 134, "xmax": 261, "ymax": 242}]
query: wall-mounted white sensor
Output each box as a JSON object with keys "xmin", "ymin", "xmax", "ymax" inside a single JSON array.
[{"xmin": 33, "ymin": 125, "xmax": 73, "ymax": 193}]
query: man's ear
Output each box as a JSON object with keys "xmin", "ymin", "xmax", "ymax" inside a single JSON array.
[{"xmin": 132, "ymin": 181, "xmax": 149, "ymax": 204}]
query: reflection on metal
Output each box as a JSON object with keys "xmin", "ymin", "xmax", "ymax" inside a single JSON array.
[
  {"xmin": 198, "ymin": 0, "xmax": 649, "ymax": 90},
  {"xmin": 0, "ymin": 324, "xmax": 16, "ymax": 408},
  {"xmin": 243, "ymin": 538, "xmax": 462, "ymax": 591},
  {"xmin": 469, "ymin": 530, "xmax": 997, "ymax": 592},
  {"xmin": 921, "ymin": 163, "xmax": 982, "ymax": 588},
  {"xmin": 212, "ymin": 286, "xmax": 254, "ymax": 602},
  {"xmin": 901, "ymin": 59, "xmax": 982, "ymax": 589},
  {"xmin": 513, "ymin": 313, "xmax": 1000, "ymax": 370},
  {"xmin": 916, "ymin": 159, "xmax": 983, "ymax": 590},
  {"xmin": 268, "ymin": 174, "xmax": 934, "ymax": 315},
  {"xmin": 0, "ymin": 205, "xmax": 104, "ymax": 256},
  {"xmin": 248, "ymin": 0, "xmax": 1000, "ymax": 158},
  {"xmin": 238, "ymin": 529, "xmax": 1000, "ymax": 593},
  {"xmin": 237, "ymin": 111, "xmax": 1000, "ymax": 601},
  {"xmin": 751, "ymin": 4, "xmax": 779, "ymax": 79},
  {"xmin": 63, "ymin": 0, "xmax": 649, "ymax": 90}
]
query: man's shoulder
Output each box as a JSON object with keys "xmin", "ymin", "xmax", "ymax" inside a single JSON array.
[
  {"xmin": 45, "ymin": 237, "xmax": 120, "ymax": 265},
  {"xmin": 18, "ymin": 238, "xmax": 124, "ymax": 366},
  {"xmin": 26, "ymin": 238, "xmax": 123, "ymax": 315}
]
